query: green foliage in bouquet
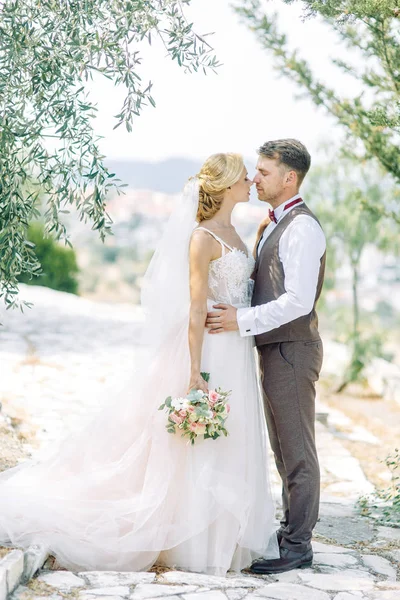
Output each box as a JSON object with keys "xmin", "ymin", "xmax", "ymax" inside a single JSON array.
[{"xmin": 18, "ymin": 223, "xmax": 79, "ymax": 294}]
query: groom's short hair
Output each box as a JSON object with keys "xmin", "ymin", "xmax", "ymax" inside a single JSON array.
[{"xmin": 258, "ymin": 139, "xmax": 311, "ymax": 187}]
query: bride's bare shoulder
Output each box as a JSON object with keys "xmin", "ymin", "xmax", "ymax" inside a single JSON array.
[
  {"xmin": 191, "ymin": 226, "xmax": 216, "ymax": 245},
  {"xmin": 190, "ymin": 227, "xmax": 219, "ymax": 261}
]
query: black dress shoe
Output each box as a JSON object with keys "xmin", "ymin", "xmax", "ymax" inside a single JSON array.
[{"xmin": 249, "ymin": 546, "xmax": 313, "ymax": 574}]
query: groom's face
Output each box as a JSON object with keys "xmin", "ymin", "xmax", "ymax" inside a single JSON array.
[{"xmin": 253, "ymin": 156, "xmax": 286, "ymax": 205}]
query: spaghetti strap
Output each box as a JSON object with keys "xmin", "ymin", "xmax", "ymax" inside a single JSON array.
[{"xmin": 194, "ymin": 227, "xmax": 234, "ymax": 254}]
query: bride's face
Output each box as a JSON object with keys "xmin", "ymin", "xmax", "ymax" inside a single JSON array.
[{"xmin": 229, "ymin": 167, "xmax": 252, "ymax": 204}]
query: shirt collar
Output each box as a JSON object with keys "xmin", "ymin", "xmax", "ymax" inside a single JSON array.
[{"xmin": 273, "ymin": 193, "xmax": 303, "ymax": 222}]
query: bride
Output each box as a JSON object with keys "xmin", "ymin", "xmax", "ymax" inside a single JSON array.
[{"xmin": 0, "ymin": 152, "xmax": 278, "ymax": 576}]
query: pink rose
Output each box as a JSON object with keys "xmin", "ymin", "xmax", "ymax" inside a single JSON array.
[
  {"xmin": 187, "ymin": 405, "xmax": 195, "ymax": 413},
  {"xmin": 194, "ymin": 423, "xmax": 206, "ymax": 435},
  {"xmin": 226, "ymin": 404, "xmax": 231, "ymax": 414},
  {"xmin": 179, "ymin": 409, "xmax": 187, "ymax": 418},
  {"xmin": 170, "ymin": 413, "xmax": 183, "ymax": 425},
  {"xmin": 189, "ymin": 422, "xmax": 206, "ymax": 435},
  {"xmin": 209, "ymin": 390, "xmax": 220, "ymax": 405}
]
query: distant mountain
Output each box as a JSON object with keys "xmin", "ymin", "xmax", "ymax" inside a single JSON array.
[
  {"xmin": 104, "ymin": 158, "xmax": 201, "ymax": 194},
  {"xmin": 104, "ymin": 156, "xmax": 261, "ymax": 205}
]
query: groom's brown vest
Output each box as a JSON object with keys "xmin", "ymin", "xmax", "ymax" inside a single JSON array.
[{"xmin": 252, "ymin": 204, "xmax": 326, "ymax": 347}]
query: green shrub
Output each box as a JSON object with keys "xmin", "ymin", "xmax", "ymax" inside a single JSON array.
[
  {"xmin": 18, "ymin": 223, "xmax": 79, "ymax": 294},
  {"xmin": 358, "ymin": 449, "xmax": 400, "ymax": 526}
]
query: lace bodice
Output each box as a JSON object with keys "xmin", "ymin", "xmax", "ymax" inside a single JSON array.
[{"xmin": 195, "ymin": 227, "xmax": 255, "ymax": 308}]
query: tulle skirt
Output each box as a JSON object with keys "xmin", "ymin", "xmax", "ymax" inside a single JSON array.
[{"xmin": 0, "ymin": 301, "xmax": 278, "ymax": 575}]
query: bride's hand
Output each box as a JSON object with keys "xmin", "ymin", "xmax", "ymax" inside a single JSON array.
[{"xmin": 187, "ymin": 373, "xmax": 209, "ymax": 394}]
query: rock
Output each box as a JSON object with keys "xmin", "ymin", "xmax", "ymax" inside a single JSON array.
[
  {"xmin": 313, "ymin": 553, "xmax": 358, "ymax": 568},
  {"xmin": 298, "ymin": 569, "xmax": 375, "ymax": 592},
  {"xmin": 83, "ymin": 587, "xmax": 130, "ymax": 597},
  {"xmin": 376, "ymin": 526, "xmax": 400, "ymax": 544},
  {"xmin": 250, "ymin": 583, "xmax": 330, "ymax": 599},
  {"xmin": 130, "ymin": 584, "xmax": 198, "ymax": 600},
  {"xmin": 181, "ymin": 592, "xmax": 227, "ymax": 600},
  {"xmin": 1, "ymin": 550, "xmax": 24, "ymax": 595},
  {"xmin": 81, "ymin": 573, "xmax": 156, "ymax": 587},
  {"xmin": 23, "ymin": 545, "xmax": 48, "ymax": 582},
  {"xmin": 160, "ymin": 573, "xmax": 264, "ymax": 589},
  {"xmin": 38, "ymin": 571, "xmax": 86, "ymax": 591},
  {"xmin": 225, "ymin": 589, "xmax": 249, "ymax": 600},
  {"xmin": 361, "ymin": 554, "xmax": 397, "ymax": 579},
  {"xmin": 312, "ymin": 542, "xmax": 355, "ymax": 554}
]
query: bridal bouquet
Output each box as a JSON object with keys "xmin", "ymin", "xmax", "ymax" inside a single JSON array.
[{"xmin": 158, "ymin": 373, "xmax": 231, "ymax": 445}]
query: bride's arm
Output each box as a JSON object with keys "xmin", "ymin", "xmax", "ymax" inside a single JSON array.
[{"xmin": 187, "ymin": 231, "xmax": 215, "ymax": 393}]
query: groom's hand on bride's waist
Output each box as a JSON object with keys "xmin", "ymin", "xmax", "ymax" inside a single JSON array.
[{"xmin": 206, "ymin": 304, "xmax": 238, "ymax": 334}]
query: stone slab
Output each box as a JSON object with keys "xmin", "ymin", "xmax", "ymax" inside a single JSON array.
[
  {"xmin": 312, "ymin": 541, "xmax": 356, "ymax": 554},
  {"xmin": 80, "ymin": 596, "xmax": 125, "ymax": 600},
  {"xmin": 387, "ymin": 549, "xmax": 400, "ymax": 563},
  {"xmin": 1, "ymin": 550, "xmax": 24, "ymax": 595},
  {"xmin": 130, "ymin": 584, "xmax": 198, "ymax": 600},
  {"xmin": 361, "ymin": 554, "xmax": 397, "ymax": 579},
  {"xmin": 23, "ymin": 545, "xmax": 48, "ymax": 582},
  {"xmin": 318, "ymin": 503, "xmax": 356, "ymax": 518},
  {"xmin": 314, "ymin": 516, "xmax": 375, "ymax": 545},
  {"xmin": 369, "ymin": 593, "xmax": 399, "ymax": 600},
  {"xmin": 81, "ymin": 573, "xmax": 156, "ymax": 587},
  {"xmin": 333, "ymin": 594, "xmax": 363, "ymax": 600},
  {"xmin": 250, "ymin": 583, "xmax": 330, "ymax": 600},
  {"xmin": 313, "ymin": 553, "xmax": 358, "ymax": 568},
  {"xmin": 181, "ymin": 592, "xmax": 227, "ymax": 600},
  {"xmin": 0, "ymin": 570, "xmax": 6, "ymax": 600},
  {"xmin": 376, "ymin": 526, "xmax": 400, "ymax": 544},
  {"xmin": 160, "ymin": 573, "xmax": 264, "ymax": 589},
  {"xmin": 38, "ymin": 571, "xmax": 86, "ymax": 591},
  {"xmin": 298, "ymin": 569, "xmax": 375, "ymax": 592},
  {"xmin": 270, "ymin": 570, "xmax": 300, "ymax": 584},
  {"xmin": 225, "ymin": 589, "xmax": 249, "ymax": 600},
  {"xmin": 83, "ymin": 587, "xmax": 130, "ymax": 597}
]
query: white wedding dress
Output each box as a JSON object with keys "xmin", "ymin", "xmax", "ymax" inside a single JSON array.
[{"xmin": 0, "ymin": 222, "xmax": 277, "ymax": 576}]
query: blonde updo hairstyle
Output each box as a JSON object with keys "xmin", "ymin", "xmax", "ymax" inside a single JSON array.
[{"xmin": 196, "ymin": 153, "xmax": 244, "ymax": 222}]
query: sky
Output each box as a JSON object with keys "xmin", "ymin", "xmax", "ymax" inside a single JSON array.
[{"xmin": 88, "ymin": 0, "xmax": 360, "ymax": 166}]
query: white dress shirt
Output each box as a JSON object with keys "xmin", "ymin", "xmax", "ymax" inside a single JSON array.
[{"xmin": 237, "ymin": 195, "xmax": 326, "ymax": 338}]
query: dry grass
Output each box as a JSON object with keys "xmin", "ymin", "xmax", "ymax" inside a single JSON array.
[{"xmin": 0, "ymin": 417, "xmax": 28, "ymax": 473}]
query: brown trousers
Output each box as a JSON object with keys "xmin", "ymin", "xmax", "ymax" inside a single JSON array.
[{"xmin": 258, "ymin": 339, "xmax": 323, "ymax": 553}]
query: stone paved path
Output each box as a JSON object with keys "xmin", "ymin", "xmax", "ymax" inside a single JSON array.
[{"xmin": 1, "ymin": 286, "xmax": 399, "ymax": 600}]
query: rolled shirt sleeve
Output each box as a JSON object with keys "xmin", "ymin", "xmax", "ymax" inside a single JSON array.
[{"xmin": 237, "ymin": 216, "xmax": 326, "ymax": 337}]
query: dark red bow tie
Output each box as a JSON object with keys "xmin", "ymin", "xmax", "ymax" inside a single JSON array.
[{"xmin": 269, "ymin": 197, "xmax": 303, "ymax": 225}]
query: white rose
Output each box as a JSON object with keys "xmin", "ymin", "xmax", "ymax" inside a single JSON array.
[{"xmin": 171, "ymin": 397, "xmax": 185, "ymax": 410}]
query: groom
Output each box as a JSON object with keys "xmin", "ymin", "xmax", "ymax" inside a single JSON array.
[{"xmin": 206, "ymin": 139, "xmax": 326, "ymax": 574}]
